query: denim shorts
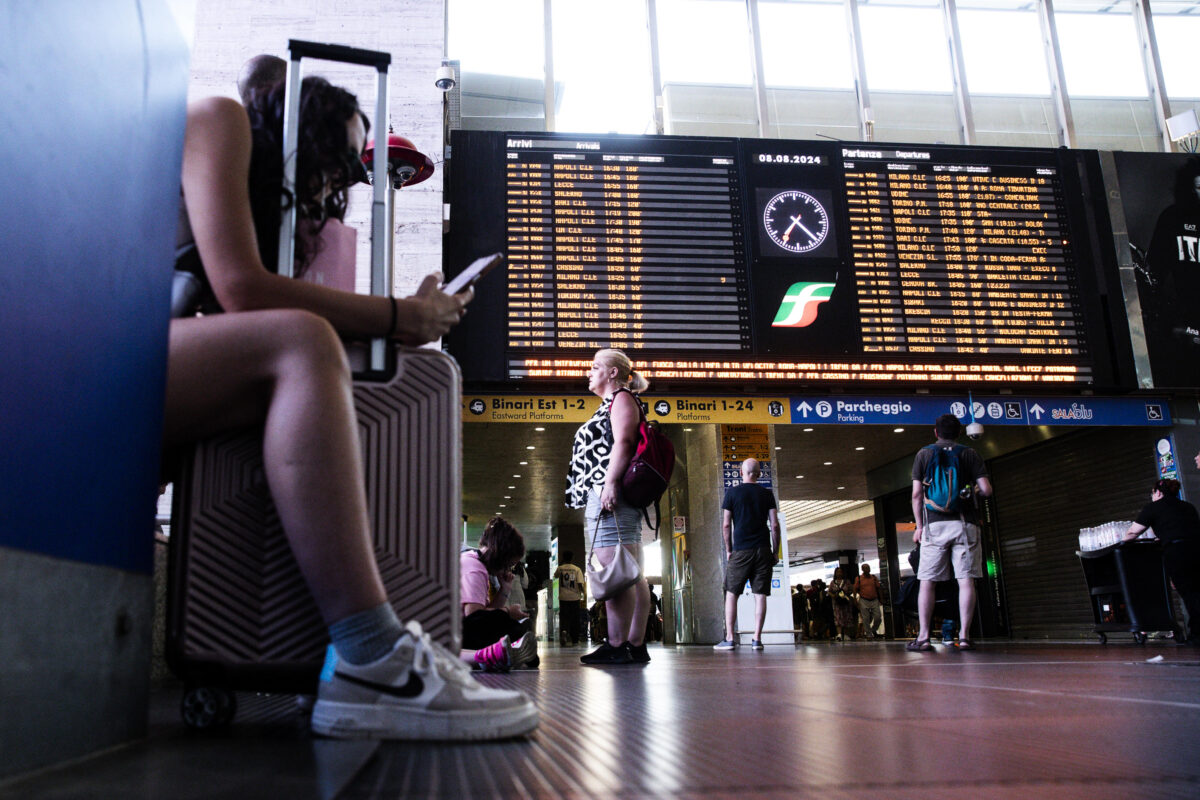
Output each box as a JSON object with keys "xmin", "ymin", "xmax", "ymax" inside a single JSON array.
[{"xmin": 585, "ymin": 487, "xmax": 644, "ymax": 548}]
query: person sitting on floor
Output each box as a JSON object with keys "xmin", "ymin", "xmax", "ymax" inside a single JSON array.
[{"xmin": 460, "ymin": 516, "xmax": 539, "ymax": 670}]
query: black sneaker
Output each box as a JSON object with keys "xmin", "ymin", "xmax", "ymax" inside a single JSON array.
[
  {"xmin": 626, "ymin": 642, "xmax": 650, "ymax": 663},
  {"xmin": 580, "ymin": 641, "xmax": 632, "ymax": 665}
]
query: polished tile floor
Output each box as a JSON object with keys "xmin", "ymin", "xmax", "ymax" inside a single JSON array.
[{"xmin": 4, "ymin": 639, "xmax": 1199, "ymax": 799}]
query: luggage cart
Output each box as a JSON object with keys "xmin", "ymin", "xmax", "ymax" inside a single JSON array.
[{"xmin": 1076, "ymin": 540, "xmax": 1181, "ymax": 644}]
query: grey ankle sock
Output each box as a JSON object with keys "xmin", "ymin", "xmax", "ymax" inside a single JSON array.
[{"xmin": 328, "ymin": 603, "xmax": 404, "ymax": 665}]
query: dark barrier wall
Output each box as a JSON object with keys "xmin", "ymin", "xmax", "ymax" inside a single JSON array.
[
  {"xmin": 0, "ymin": 4, "xmax": 188, "ymax": 569},
  {"xmin": 0, "ymin": 1, "xmax": 189, "ymax": 778}
]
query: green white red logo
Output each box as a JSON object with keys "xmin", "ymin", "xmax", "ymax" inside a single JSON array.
[{"xmin": 771, "ymin": 282, "xmax": 835, "ymax": 327}]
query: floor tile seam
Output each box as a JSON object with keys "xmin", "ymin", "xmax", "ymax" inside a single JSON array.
[{"xmin": 830, "ymin": 669, "xmax": 1200, "ymax": 711}]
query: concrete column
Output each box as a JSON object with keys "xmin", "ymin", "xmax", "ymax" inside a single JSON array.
[{"xmin": 680, "ymin": 426, "xmax": 727, "ymax": 644}]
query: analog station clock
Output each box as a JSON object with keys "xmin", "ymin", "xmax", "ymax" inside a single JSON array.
[{"xmin": 763, "ymin": 190, "xmax": 829, "ymax": 254}]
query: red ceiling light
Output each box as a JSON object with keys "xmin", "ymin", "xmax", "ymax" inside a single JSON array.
[{"xmin": 362, "ymin": 131, "xmax": 435, "ymax": 189}]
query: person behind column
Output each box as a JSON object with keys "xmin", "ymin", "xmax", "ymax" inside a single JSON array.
[
  {"xmin": 907, "ymin": 413, "xmax": 992, "ymax": 652},
  {"xmin": 713, "ymin": 458, "xmax": 780, "ymax": 651},
  {"xmin": 565, "ymin": 348, "xmax": 653, "ymax": 665},
  {"xmin": 1123, "ymin": 479, "xmax": 1200, "ymax": 645},
  {"xmin": 237, "ymin": 54, "xmax": 286, "ymax": 105},
  {"xmin": 553, "ymin": 551, "xmax": 586, "ymax": 646},
  {"xmin": 169, "ymin": 79, "xmax": 535, "ymax": 739},
  {"xmin": 854, "ymin": 563, "xmax": 883, "ymax": 639}
]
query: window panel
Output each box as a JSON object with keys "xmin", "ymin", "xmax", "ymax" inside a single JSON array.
[
  {"xmin": 448, "ymin": 0, "xmax": 547, "ymax": 129},
  {"xmin": 956, "ymin": 7, "xmax": 1051, "ymax": 96},
  {"xmin": 1053, "ymin": 6, "xmax": 1147, "ymax": 98},
  {"xmin": 447, "ymin": 0, "xmax": 544, "ymax": 79},
  {"xmin": 657, "ymin": 0, "xmax": 754, "ymax": 86},
  {"xmin": 858, "ymin": 2, "xmax": 953, "ymax": 93},
  {"xmin": 551, "ymin": 0, "xmax": 654, "ymax": 134},
  {"xmin": 1152, "ymin": 9, "xmax": 1200, "ymax": 100},
  {"xmin": 759, "ymin": 0, "xmax": 853, "ymax": 90}
]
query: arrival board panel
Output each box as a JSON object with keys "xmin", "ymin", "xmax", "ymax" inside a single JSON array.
[{"xmin": 444, "ymin": 133, "xmax": 1124, "ymax": 388}]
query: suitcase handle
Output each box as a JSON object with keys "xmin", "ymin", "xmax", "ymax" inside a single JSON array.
[
  {"xmin": 287, "ymin": 39, "xmax": 391, "ymax": 70},
  {"xmin": 279, "ymin": 39, "xmax": 392, "ymax": 372}
]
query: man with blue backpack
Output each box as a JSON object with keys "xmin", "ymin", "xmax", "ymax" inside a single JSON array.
[{"xmin": 908, "ymin": 414, "xmax": 993, "ymax": 652}]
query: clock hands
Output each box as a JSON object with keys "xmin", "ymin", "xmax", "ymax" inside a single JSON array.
[
  {"xmin": 764, "ymin": 190, "xmax": 828, "ymax": 253},
  {"xmin": 784, "ymin": 214, "xmax": 819, "ymax": 244}
]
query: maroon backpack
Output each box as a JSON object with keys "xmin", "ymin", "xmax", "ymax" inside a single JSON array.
[{"xmin": 616, "ymin": 390, "xmax": 675, "ymax": 527}]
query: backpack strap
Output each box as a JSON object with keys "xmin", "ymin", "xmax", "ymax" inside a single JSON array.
[
  {"xmin": 612, "ymin": 386, "xmax": 644, "ymax": 421},
  {"xmin": 641, "ymin": 498, "xmax": 662, "ymax": 538}
]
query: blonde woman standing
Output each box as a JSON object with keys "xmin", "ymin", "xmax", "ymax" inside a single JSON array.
[{"xmin": 565, "ymin": 349, "xmax": 652, "ymax": 664}]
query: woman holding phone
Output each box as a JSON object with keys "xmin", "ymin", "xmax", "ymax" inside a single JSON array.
[{"xmin": 167, "ymin": 77, "xmax": 535, "ymax": 740}]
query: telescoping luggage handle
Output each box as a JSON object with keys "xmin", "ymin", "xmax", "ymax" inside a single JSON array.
[{"xmin": 279, "ymin": 39, "xmax": 392, "ymax": 372}]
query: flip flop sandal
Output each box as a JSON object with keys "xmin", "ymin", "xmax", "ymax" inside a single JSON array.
[
  {"xmin": 955, "ymin": 639, "xmax": 975, "ymax": 651},
  {"xmin": 905, "ymin": 638, "xmax": 932, "ymax": 652}
]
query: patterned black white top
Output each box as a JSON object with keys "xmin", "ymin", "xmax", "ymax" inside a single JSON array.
[{"xmin": 564, "ymin": 391, "xmax": 632, "ymax": 509}]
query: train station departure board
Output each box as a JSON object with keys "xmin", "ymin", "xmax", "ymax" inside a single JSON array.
[{"xmin": 444, "ymin": 133, "xmax": 1129, "ymax": 389}]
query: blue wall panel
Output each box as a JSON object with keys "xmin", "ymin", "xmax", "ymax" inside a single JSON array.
[{"xmin": 0, "ymin": 2, "xmax": 190, "ymax": 574}]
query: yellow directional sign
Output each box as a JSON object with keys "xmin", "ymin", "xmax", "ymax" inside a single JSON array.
[
  {"xmin": 721, "ymin": 424, "xmax": 771, "ymax": 461},
  {"xmin": 462, "ymin": 395, "xmax": 600, "ymax": 423},
  {"xmin": 462, "ymin": 395, "xmax": 792, "ymax": 424}
]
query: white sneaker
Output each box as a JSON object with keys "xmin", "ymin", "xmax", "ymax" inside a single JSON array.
[{"xmin": 311, "ymin": 621, "xmax": 538, "ymax": 741}]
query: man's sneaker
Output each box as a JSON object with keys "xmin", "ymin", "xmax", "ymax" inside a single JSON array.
[
  {"xmin": 581, "ymin": 641, "xmax": 632, "ymax": 665},
  {"xmin": 713, "ymin": 639, "xmax": 737, "ymax": 651},
  {"xmin": 626, "ymin": 642, "xmax": 651, "ymax": 663},
  {"xmin": 311, "ymin": 621, "xmax": 538, "ymax": 741},
  {"xmin": 750, "ymin": 639, "xmax": 764, "ymax": 651},
  {"xmin": 511, "ymin": 632, "xmax": 539, "ymax": 669}
]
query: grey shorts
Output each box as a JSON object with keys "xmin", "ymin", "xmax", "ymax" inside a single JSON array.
[
  {"xmin": 585, "ymin": 488, "xmax": 643, "ymax": 548},
  {"xmin": 917, "ymin": 519, "xmax": 982, "ymax": 581}
]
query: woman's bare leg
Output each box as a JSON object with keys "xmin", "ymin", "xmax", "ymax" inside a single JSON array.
[
  {"xmin": 164, "ymin": 310, "xmax": 386, "ymax": 624},
  {"xmin": 596, "ymin": 544, "xmax": 651, "ymax": 646}
]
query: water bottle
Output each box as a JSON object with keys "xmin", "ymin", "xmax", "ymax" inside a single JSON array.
[{"xmin": 941, "ymin": 618, "xmax": 955, "ymax": 643}]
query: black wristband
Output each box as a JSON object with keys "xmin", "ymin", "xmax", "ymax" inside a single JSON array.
[{"xmin": 386, "ymin": 296, "xmax": 398, "ymax": 338}]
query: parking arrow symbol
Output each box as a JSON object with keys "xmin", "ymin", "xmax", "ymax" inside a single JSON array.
[
  {"xmin": 1030, "ymin": 403, "xmax": 1045, "ymax": 420},
  {"xmin": 796, "ymin": 401, "xmax": 813, "ymax": 417}
]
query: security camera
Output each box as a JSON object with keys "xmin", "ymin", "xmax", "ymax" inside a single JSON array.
[
  {"xmin": 435, "ymin": 64, "xmax": 456, "ymax": 92},
  {"xmin": 966, "ymin": 421, "xmax": 984, "ymax": 440}
]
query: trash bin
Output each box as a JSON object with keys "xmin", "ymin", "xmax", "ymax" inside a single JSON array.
[{"xmin": 1076, "ymin": 540, "xmax": 1181, "ymax": 644}]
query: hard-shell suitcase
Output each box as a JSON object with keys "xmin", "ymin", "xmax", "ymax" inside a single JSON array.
[{"xmin": 166, "ymin": 41, "xmax": 461, "ymax": 729}]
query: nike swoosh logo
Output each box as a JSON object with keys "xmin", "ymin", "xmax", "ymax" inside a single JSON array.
[{"xmin": 335, "ymin": 669, "xmax": 425, "ymax": 698}]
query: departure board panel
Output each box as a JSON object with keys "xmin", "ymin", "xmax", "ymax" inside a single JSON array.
[
  {"xmin": 444, "ymin": 133, "xmax": 1127, "ymax": 388},
  {"xmin": 842, "ymin": 150, "xmax": 1080, "ymax": 357}
]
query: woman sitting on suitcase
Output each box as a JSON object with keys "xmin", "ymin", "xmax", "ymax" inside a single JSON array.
[
  {"xmin": 459, "ymin": 517, "xmax": 539, "ymax": 670},
  {"xmin": 166, "ymin": 77, "xmax": 536, "ymax": 740}
]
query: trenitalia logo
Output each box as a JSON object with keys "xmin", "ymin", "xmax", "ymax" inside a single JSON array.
[{"xmin": 771, "ymin": 282, "xmax": 836, "ymax": 327}]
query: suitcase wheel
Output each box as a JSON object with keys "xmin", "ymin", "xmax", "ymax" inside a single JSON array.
[{"xmin": 180, "ymin": 686, "xmax": 237, "ymax": 730}]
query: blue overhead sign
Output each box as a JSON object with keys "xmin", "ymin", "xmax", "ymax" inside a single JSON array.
[{"xmin": 788, "ymin": 395, "xmax": 1171, "ymax": 427}]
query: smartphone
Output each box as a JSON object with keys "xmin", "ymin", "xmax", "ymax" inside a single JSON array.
[{"xmin": 443, "ymin": 252, "xmax": 503, "ymax": 295}]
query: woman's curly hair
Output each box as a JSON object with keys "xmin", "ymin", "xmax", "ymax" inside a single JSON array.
[{"xmin": 245, "ymin": 76, "xmax": 369, "ymax": 277}]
